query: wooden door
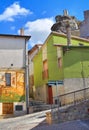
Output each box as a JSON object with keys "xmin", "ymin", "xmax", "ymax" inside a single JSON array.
[
  {"xmin": 48, "ymin": 85, "xmax": 53, "ymax": 104},
  {"xmin": 3, "ymin": 103, "xmax": 13, "ymax": 114}
]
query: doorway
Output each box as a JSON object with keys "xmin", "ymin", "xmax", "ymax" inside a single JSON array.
[
  {"xmin": 48, "ymin": 85, "xmax": 53, "ymax": 104},
  {"xmin": 2, "ymin": 103, "xmax": 13, "ymax": 114}
]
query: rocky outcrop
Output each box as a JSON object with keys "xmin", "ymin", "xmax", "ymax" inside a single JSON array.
[{"xmin": 51, "ymin": 10, "xmax": 80, "ymax": 36}]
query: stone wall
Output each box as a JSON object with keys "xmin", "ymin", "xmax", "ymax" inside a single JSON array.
[{"xmin": 52, "ymin": 100, "xmax": 89, "ymax": 123}]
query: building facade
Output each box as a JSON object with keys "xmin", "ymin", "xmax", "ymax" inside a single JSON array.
[
  {"xmin": 28, "ymin": 44, "xmax": 42, "ymax": 99},
  {"xmin": 0, "ymin": 34, "xmax": 30, "ymax": 115},
  {"xmin": 80, "ymin": 10, "xmax": 89, "ymax": 38},
  {"xmin": 32, "ymin": 31, "xmax": 89, "ymax": 105}
]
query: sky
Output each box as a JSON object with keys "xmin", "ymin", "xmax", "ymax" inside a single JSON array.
[{"xmin": 0, "ymin": 0, "xmax": 89, "ymax": 49}]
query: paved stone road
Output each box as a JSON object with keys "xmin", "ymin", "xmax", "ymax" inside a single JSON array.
[
  {"xmin": 0, "ymin": 110, "xmax": 89, "ymax": 130},
  {"xmin": 33, "ymin": 120, "xmax": 89, "ymax": 130},
  {"xmin": 0, "ymin": 110, "xmax": 49, "ymax": 130}
]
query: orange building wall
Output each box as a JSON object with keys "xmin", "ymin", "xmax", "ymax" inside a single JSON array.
[{"xmin": 0, "ymin": 70, "xmax": 25, "ymax": 102}]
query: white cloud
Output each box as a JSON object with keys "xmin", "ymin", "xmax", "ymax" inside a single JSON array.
[
  {"xmin": 0, "ymin": 2, "xmax": 32, "ymax": 21},
  {"xmin": 24, "ymin": 18, "xmax": 54, "ymax": 47}
]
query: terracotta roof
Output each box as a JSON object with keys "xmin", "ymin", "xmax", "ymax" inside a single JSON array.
[{"xmin": 28, "ymin": 44, "xmax": 42, "ymax": 54}]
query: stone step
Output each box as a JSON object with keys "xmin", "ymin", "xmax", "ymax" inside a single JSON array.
[
  {"xmin": 29, "ymin": 100, "xmax": 46, "ymax": 106},
  {"xmin": 32, "ymin": 104, "xmax": 51, "ymax": 112},
  {"xmin": 29, "ymin": 100, "xmax": 51, "ymax": 113}
]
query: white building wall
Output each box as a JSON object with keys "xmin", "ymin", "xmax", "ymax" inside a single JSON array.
[
  {"xmin": 14, "ymin": 102, "xmax": 26, "ymax": 115},
  {"xmin": 0, "ymin": 37, "xmax": 25, "ymax": 68},
  {"xmin": 64, "ymin": 78, "xmax": 89, "ymax": 93},
  {"xmin": 0, "ymin": 103, "xmax": 2, "ymax": 115},
  {"xmin": 64, "ymin": 78, "xmax": 84, "ymax": 93},
  {"xmin": 0, "ymin": 37, "xmax": 25, "ymax": 49},
  {"xmin": 64, "ymin": 78, "xmax": 89, "ymax": 104},
  {"xmin": 0, "ymin": 49, "xmax": 24, "ymax": 68}
]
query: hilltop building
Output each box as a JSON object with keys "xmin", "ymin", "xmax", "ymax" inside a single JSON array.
[{"xmin": 80, "ymin": 10, "xmax": 89, "ymax": 39}]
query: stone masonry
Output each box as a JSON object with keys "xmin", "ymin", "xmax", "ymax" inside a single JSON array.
[{"xmin": 51, "ymin": 100, "xmax": 89, "ymax": 124}]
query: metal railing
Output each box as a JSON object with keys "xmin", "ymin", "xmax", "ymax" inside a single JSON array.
[
  {"xmin": 51, "ymin": 87, "xmax": 89, "ymax": 123},
  {"xmin": 52, "ymin": 87, "xmax": 89, "ymax": 107}
]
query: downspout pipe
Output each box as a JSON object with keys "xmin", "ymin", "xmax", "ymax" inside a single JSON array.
[
  {"xmin": 66, "ymin": 24, "xmax": 71, "ymax": 49},
  {"xmin": 20, "ymin": 28, "xmax": 30, "ymax": 114},
  {"xmin": 25, "ymin": 38, "xmax": 30, "ymax": 114}
]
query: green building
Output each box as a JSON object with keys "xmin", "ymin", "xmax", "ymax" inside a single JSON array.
[{"xmin": 32, "ymin": 31, "xmax": 89, "ymax": 104}]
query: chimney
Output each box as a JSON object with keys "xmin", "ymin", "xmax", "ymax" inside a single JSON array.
[
  {"xmin": 63, "ymin": 10, "xmax": 68, "ymax": 16},
  {"xmin": 66, "ymin": 24, "xmax": 71, "ymax": 47},
  {"xmin": 20, "ymin": 28, "xmax": 24, "ymax": 35}
]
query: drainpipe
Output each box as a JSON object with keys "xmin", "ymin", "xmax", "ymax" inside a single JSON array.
[
  {"xmin": 66, "ymin": 24, "xmax": 71, "ymax": 49},
  {"xmin": 25, "ymin": 38, "xmax": 29, "ymax": 114},
  {"xmin": 20, "ymin": 28, "xmax": 30, "ymax": 114}
]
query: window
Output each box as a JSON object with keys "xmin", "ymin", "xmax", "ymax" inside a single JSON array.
[
  {"xmin": 42, "ymin": 60, "xmax": 48, "ymax": 79},
  {"xmin": 5, "ymin": 73, "xmax": 11, "ymax": 86},
  {"xmin": 15, "ymin": 105, "xmax": 23, "ymax": 111}
]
